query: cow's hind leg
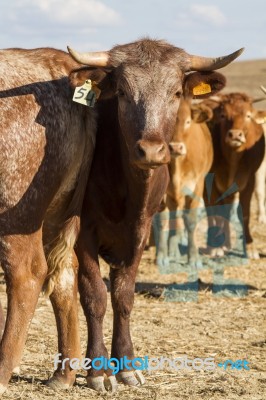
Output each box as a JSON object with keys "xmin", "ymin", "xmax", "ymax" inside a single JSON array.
[
  {"xmin": 0, "ymin": 231, "xmax": 47, "ymax": 394},
  {"xmin": 46, "ymin": 255, "xmax": 81, "ymax": 390},
  {"xmin": 43, "ymin": 217, "xmax": 82, "ymax": 390}
]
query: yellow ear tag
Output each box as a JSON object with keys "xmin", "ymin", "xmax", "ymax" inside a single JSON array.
[
  {"xmin": 193, "ymin": 82, "xmax": 212, "ymax": 96},
  {"xmin": 73, "ymin": 79, "xmax": 101, "ymax": 107}
]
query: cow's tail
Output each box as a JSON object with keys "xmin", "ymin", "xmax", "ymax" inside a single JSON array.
[{"xmin": 44, "ymin": 215, "xmax": 80, "ymax": 296}]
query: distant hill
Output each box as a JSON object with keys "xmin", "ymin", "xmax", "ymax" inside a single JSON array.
[{"xmin": 220, "ymin": 59, "xmax": 266, "ymax": 107}]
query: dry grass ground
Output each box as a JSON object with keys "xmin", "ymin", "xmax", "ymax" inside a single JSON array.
[{"xmin": 0, "ymin": 60, "xmax": 266, "ymax": 399}]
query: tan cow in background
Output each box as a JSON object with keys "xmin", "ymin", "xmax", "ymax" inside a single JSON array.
[
  {"xmin": 254, "ymin": 86, "xmax": 266, "ymax": 223},
  {"xmin": 155, "ymin": 95, "xmax": 214, "ymax": 268}
]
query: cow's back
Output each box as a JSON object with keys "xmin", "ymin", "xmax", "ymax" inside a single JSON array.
[{"xmin": 0, "ymin": 48, "xmax": 96, "ymax": 233}]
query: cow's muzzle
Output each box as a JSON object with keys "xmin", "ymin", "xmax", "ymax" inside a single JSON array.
[
  {"xmin": 133, "ymin": 139, "xmax": 170, "ymax": 169},
  {"xmin": 226, "ymin": 129, "xmax": 246, "ymax": 148},
  {"xmin": 169, "ymin": 142, "xmax": 187, "ymax": 157}
]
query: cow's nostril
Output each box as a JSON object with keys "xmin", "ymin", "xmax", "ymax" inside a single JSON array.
[
  {"xmin": 228, "ymin": 131, "xmax": 233, "ymax": 138},
  {"xmin": 134, "ymin": 139, "xmax": 169, "ymax": 166},
  {"xmin": 136, "ymin": 144, "xmax": 146, "ymax": 158},
  {"xmin": 157, "ymin": 143, "xmax": 165, "ymax": 154}
]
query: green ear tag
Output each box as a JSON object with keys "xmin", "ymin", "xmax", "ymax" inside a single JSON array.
[{"xmin": 73, "ymin": 79, "xmax": 100, "ymax": 107}]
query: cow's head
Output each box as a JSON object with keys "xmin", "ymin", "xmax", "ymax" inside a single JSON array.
[
  {"xmin": 68, "ymin": 39, "xmax": 243, "ymax": 169},
  {"xmin": 169, "ymin": 96, "xmax": 213, "ymax": 157},
  {"xmin": 203, "ymin": 93, "xmax": 265, "ymax": 152}
]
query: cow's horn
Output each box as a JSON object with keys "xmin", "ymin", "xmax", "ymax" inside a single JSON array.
[
  {"xmin": 253, "ymin": 97, "xmax": 266, "ymax": 103},
  {"xmin": 260, "ymin": 85, "xmax": 266, "ymax": 95},
  {"xmin": 187, "ymin": 48, "xmax": 244, "ymax": 71},
  {"xmin": 209, "ymin": 95, "xmax": 222, "ymax": 103},
  {"xmin": 67, "ymin": 46, "xmax": 109, "ymax": 66}
]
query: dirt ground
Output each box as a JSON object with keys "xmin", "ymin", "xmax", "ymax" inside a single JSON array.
[{"xmin": 0, "ymin": 60, "xmax": 266, "ymax": 400}]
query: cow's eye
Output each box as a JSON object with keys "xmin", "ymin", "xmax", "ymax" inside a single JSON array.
[
  {"xmin": 246, "ymin": 112, "xmax": 252, "ymax": 119},
  {"xmin": 175, "ymin": 91, "xmax": 182, "ymax": 98},
  {"xmin": 117, "ymin": 88, "xmax": 125, "ymax": 97}
]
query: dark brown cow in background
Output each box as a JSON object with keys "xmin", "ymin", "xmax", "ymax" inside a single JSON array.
[
  {"xmin": 155, "ymin": 95, "xmax": 214, "ymax": 269},
  {"xmin": 202, "ymin": 92, "xmax": 265, "ymax": 259},
  {"xmin": 68, "ymin": 39, "xmax": 243, "ymax": 393}
]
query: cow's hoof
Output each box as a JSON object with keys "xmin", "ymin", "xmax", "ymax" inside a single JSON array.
[
  {"xmin": 104, "ymin": 375, "xmax": 118, "ymax": 393},
  {"xmin": 87, "ymin": 376, "xmax": 106, "ymax": 393},
  {"xmin": 12, "ymin": 366, "xmax": 20, "ymax": 375},
  {"xmin": 87, "ymin": 375, "xmax": 118, "ymax": 393},
  {"xmin": 246, "ymin": 244, "xmax": 260, "ymax": 260},
  {"xmin": 247, "ymin": 250, "xmax": 260, "ymax": 260},
  {"xmin": 210, "ymin": 247, "xmax": 225, "ymax": 257},
  {"xmin": 46, "ymin": 376, "xmax": 73, "ymax": 390},
  {"xmin": 156, "ymin": 255, "xmax": 169, "ymax": 268},
  {"xmin": 135, "ymin": 370, "xmax": 145, "ymax": 384},
  {"xmin": 188, "ymin": 259, "xmax": 203, "ymax": 269},
  {"xmin": 0, "ymin": 384, "xmax": 7, "ymax": 395},
  {"xmin": 258, "ymin": 214, "xmax": 266, "ymax": 224},
  {"xmin": 117, "ymin": 370, "xmax": 145, "ymax": 386}
]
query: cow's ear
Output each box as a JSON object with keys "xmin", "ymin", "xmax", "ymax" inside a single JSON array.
[
  {"xmin": 68, "ymin": 67, "xmax": 115, "ymax": 99},
  {"xmin": 254, "ymin": 110, "xmax": 266, "ymax": 125},
  {"xmin": 191, "ymin": 103, "xmax": 213, "ymax": 123},
  {"xmin": 183, "ymin": 71, "xmax": 226, "ymax": 99}
]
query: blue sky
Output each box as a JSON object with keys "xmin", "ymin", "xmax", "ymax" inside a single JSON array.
[{"xmin": 0, "ymin": 0, "xmax": 265, "ymax": 60}]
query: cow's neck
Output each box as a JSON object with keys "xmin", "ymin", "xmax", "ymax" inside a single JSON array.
[
  {"xmin": 221, "ymin": 139, "xmax": 244, "ymax": 186},
  {"xmin": 119, "ymin": 131, "xmax": 167, "ymax": 218}
]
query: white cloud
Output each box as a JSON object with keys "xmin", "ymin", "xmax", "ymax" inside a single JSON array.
[
  {"xmin": 17, "ymin": 0, "xmax": 122, "ymax": 26},
  {"xmin": 190, "ymin": 4, "xmax": 227, "ymax": 26}
]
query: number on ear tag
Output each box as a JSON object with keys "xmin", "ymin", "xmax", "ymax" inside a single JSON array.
[
  {"xmin": 193, "ymin": 82, "xmax": 212, "ymax": 96},
  {"xmin": 73, "ymin": 79, "xmax": 101, "ymax": 107}
]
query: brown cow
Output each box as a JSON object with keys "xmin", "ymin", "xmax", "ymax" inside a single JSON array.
[
  {"xmin": 67, "ymin": 39, "xmax": 243, "ymax": 393},
  {"xmin": 254, "ymin": 110, "xmax": 266, "ymax": 223},
  {"xmin": 0, "ymin": 47, "xmax": 98, "ymax": 394},
  {"xmin": 202, "ymin": 92, "xmax": 265, "ymax": 259},
  {"xmin": 155, "ymin": 96, "xmax": 214, "ymax": 269}
]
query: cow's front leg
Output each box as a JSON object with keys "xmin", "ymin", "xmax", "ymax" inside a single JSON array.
[
  {"xmin": 110, "ymin": 265, "xmax": 145, "ymax": 387},
  {"xmin": 46, "ymin": 256, "xmax": 81, "ymax": 390},
  {"xmin": 0, "ymin": 231, "xmax": 47, "ymax": 395},
  {"xmin": 184, "ymin": 207, "xmax": 201, "ymax": 268},
  {"xmin": 76, "ymin": 235, "xmax": 115, "ymax": 393},
  {"xmin": 255, "ymin": 159, "xmax": 266, "ymax": 223},
  {"xmin": 155, "ymin": 211, "xmax": 170, "ymax": 268},
  {"xmin": 184, "ymin": 183, "xmax": 205, "ymax": 269},
  {"xmin": 168, "ymin": 214, "xmax": 185, "ymax": 264},
  {"xmin": 240, "ymin": 176, "xmax": 259, "ymax": 259}
]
